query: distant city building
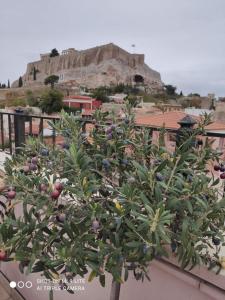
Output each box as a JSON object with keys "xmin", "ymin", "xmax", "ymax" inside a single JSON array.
[
  {"xmin": 184, "ymin": 108, "xmax": 212, "ymax": 116},
  {"xmin": 63, "ymin": 95, "xmax": 102, "ymax": 110},
  {"xmin": 135, "ymin": 111, "xmax": 225, "ymax": 154}
]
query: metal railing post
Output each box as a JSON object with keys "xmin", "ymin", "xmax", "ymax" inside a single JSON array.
[{"xmin": 14, "ymin": 109, "xmax": 26, "ymax": 154}]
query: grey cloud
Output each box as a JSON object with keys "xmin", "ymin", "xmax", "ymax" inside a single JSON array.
[{"xmin": 0, "ymin": 0, "xmax": 224, "ymax": 96}]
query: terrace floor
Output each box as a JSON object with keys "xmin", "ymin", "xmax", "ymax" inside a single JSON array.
[
  {"xmin": 0, "ymin": 271, "xmax": 24, "ymax": 300},
  {"xmin": 0, "ymin": 281, "xmax": 14, "ymax": 300}
]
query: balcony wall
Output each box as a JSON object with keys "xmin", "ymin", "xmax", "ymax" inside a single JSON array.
[{"xmin": 1, "ymin": 258, "xmax": 225, "ymax": 300}]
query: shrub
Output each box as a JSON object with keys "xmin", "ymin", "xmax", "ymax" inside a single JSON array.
[
  {"xmin": 26, "ymin": 90, "xmax": 39, "ymax": 107},
  {"xmin": 39, "ymin": 89, "xmax": 63, "ymax": 114},
  {"xmin": 10, "ymin": 98, "xmax": 27, "ymax": 107},
  {"xmin": 0, "ymin": 108, "xmax": 225, "ymax": 299}
]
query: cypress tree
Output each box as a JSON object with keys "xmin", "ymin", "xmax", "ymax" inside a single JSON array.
[
  {"xmin": 33, "ymin": 67, "xmax": 37, "ymax": 81},
  {"xmin": 18, "ymin": 76, "xmax": 23, "ymax": 87},
  {"xmin": 7, "ymin": 79, "xmax": 10, "ymax": 88}
]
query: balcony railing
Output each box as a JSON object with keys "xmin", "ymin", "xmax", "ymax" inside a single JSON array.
[{"xmin": 0, "ymin": 110, "xmax": 225, "ymax": 155}]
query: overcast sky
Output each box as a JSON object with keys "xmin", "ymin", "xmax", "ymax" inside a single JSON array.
[{"xmin": 0, "ymin": 0, "xmax": 225, "ymax": 96}]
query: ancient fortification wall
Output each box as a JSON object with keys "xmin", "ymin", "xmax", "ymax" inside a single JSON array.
[{"xmin": 12, "ymin": 43, "xmax": 162, "ymax": 90}]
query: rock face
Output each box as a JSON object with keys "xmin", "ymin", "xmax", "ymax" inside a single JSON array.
[{"xmin": 12, "ymin": 43, "xmax": 163, "ymax": 91}]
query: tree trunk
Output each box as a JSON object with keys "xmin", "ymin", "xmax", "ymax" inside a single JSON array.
[{"xmin": 110, "ymin": 278, "xmax": 121, "ymax": 300}]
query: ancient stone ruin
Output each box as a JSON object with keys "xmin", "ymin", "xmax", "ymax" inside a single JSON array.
[{"xmin": 12, "ymin": 43, "xmax": 163, "ymax": 91}]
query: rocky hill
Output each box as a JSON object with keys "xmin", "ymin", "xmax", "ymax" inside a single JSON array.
[{"xmin": 12, "ymin": 43, "xmax": 163, "ymax": 92}]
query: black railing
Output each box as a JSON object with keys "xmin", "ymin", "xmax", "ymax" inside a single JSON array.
[
  {"xmin": 0, "ymin": 111, "xmax": 60, "ymax": 154},
  {"xmin": 1, "ymin": 110, "xmax": 225, "ymax": 155}
]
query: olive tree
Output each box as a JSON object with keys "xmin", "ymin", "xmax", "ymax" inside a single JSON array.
[{"xmin": 0, "ymin": 108, "xmax": 225, "ymax": 300}]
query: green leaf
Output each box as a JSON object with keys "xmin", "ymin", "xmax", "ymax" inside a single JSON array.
[
  {"xmin": 154, "ymin": 184, "xmax": 162, "ymax": 202},
  {"xmin": 155, "ymin": 159, "xmax": 168, "ymax": 172},
  {"xmin": 126, "ymin": 241, "xmax": 142, "ymax": 248},
  {"xmin": 186, "ymin": 201, "xmax": 193, "ymax": 214},
  {"xmin": 88, "ymin": 270, "xmax": 97, "ymax": 282},
  {"xmin": 211, "ymin": 178, "xmax": 220, "ymax": 187}
]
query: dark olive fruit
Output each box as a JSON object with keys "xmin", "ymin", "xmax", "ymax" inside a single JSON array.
[
  {"xmin": 56, "ymin": 213, "xmax": 66, "ymax": 223},
  {"xmin": 171, "ymin": 241, "xmax": 177, "ymax": 253},
  {"xmin": 29, "ymin": 163, "xmax": 38, "ymax": 171},
  {"xmin": 31, "ymin": 157, "xmax": 38, "ymax": 164},
  {"xmin": 124, "ymin": 117, "xmax": 129, "ymax": 124},
  {"xmin": 102, "ymin": 159, "xmax": 110, "ymax": 168},
  {"xmin": 58, "ymin": 204, "xmax": 65, "ymax": 210},
  {"xmin": 197, "ymin": 139, "xmax": 203, "ymax": 146},
  {"xmin": 220, "ymin": 165, "xmax": 225, "ymax": 172},
  {"xmin": 51, "ymin": 190, "xmax": 61, "ymax": 199},
  {"xmin": 107, "ymin": 133, "xmax": 113, "ymax": 140},
  {"xmin": 30, "ymin": 152, "xmax": 37, "ymax": 157},
  {"xmin": 92, "ymin": 220, "xmax": 100, "ymax": 231},
  {"xmin": 121, "ymin": 159, "xmax": 128, "ymax": 166},
  {"xmin": 106, "ymin": 127, "xmax": 112, "ymax": 134},
  {"xmin": 7, "ymin": 190, "xmax": 16, "ymax": 199},
  {"xmin": 202, "ymin": 194, "xmax": 209, "ymax": 201},
  {"xmin": 22, "ymin": 260, "xmax": 30, "ymax": 267},
  {"xmin": 0, "ymin": 250, "xmax": 7, "ymax": 261},
  {"xmin": 40, "ymin": 148, "xmax": 49, "ymax": 156},
  {"xmin": 212, "ymin": 236, "xmax": 220, "ymax": 246},
  {"xmin": 220, "ymin": 173, "xmax": 225, "ymax": 179},
  {"xmin": 156, "ymin": 172, "xmax": 164, "ymax": 181},
  {"xmin": 153, "ymin": 159, "xmax": 162, "ymax": 166},
  {"xmin": 62, "ymin": 143, "xmax": 70, "ymax": 149},
  {"xmin": 187, "ymin": 175, "xmax": 193, "ymax": 183},
  {"xmin": 54, "ymin": 182, "xmax": 63, "ymax": 191},
  {"xmin": 99, "ymin": 188, "xmax": 110, "ymax": 197},
  {"xmin": 214, "ymin": 165, "xmax": 220, "ymax": 171}
]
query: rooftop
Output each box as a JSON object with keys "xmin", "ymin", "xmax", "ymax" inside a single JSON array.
[{"xmin": 135, "ymin": 111, "xmax": 225, "ymax": 132}]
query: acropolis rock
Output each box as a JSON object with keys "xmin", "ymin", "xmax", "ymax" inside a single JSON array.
[{"xmin": 12, "ymin": 43, "xmax": 163, "ymax": 91}]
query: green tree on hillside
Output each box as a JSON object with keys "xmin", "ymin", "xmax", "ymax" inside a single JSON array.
[
  {"xmin": 33, "ymin": 67, "xmax": 37, "ymax": 81},
  {"xmin": 44, "ymin": 75, "xmax": 59, "ymax": 89},
  {"xmin": 26, "ymin": 90, "xmax": 39, "ymax": 107},
  {"xmin": 50, "ymin": 48, "xmax": 59, "ymax": 57},
  {"xmin": 18, "ymin": 76, "xmax": 23, "ymax": 88},
  {"xmin": 92, "ymin": 87, "xmax": 109, "ymax": 102},
  {"xmin": 39, "ymin": 89, "xmax": 63, "ymax": 114},
  {"xmin": 164, "ymin": 84, "xmax": 177, "ymax": 96}
]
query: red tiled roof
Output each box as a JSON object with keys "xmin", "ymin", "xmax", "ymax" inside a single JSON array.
[{"xmin": 135, "ymin": 111, "xmax": 225, "ymax": 131}]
